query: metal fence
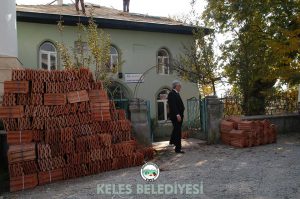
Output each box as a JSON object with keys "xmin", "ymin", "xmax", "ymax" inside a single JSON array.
[
  {"xmin": 220, "ymin": 90, "xmax": 299, "ymax": 117},
  {"xmin": 265, "ymin": 91, "xmax": 298, "ymax": 115},
  {"xmin": 187, "ymin": 97, "xmax": 201, "ymax": 130},
  {"xmin": 219, "ymin": 96, "xmax": 243, "ymax": 116}
]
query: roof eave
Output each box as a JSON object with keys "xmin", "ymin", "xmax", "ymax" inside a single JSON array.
[{"xmin": 16, "ymin": 11, "xmax": 210, "ymax": 35}]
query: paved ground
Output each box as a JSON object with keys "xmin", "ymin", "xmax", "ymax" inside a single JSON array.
[{"xmin": 2, "ymin": 133, "xmax": 300, "ymax": 199}]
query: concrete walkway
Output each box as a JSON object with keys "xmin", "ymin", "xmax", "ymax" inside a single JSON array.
[
  {"xmin": 2, "ymin": 134, "xmax": 300, "ymax": 199},
  {"xmin": 152, "ymin": 138, "xmax": 206, "ymax": 152}
]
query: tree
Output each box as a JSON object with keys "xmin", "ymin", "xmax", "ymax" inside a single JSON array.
[
  {"xmin": 86, "ymin": 17, "xmax": 112, "ymax": 84},
  {"xmin": 202, "ymin": 0, "xmax": 300, "ymax": 115},
  {"xmin": 174, "ymin": 29, "xmax": 221, "ymax": 96},
  {"xmin": 56, "ymin": 13, "xmax": 121, "ymax": 87}
]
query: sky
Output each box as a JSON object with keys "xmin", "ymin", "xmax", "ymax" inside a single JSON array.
[
  {"xmin": 16, "ymin": 0, "xmax": 207, "ymax": 19},
  {"xmin": 15, "ymin": 0, "xmax": 220, "ymax": 54}
]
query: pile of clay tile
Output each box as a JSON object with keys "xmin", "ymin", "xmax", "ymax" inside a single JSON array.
[
  {"xmin": 220, "ymin": 117, "xmax": 277, "ymax": 148},
  {"xmin": 0, "ymin": 68, "xmax": 154, "ymax": 192}
]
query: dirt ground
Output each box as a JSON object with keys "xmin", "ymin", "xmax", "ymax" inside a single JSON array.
[{"xmin": 1, "ymin": 133, "xmax": 300, "ymax": 199}]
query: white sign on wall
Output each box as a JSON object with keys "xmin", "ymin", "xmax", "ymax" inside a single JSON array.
[{"xmin": 124, "ymin": 73, "xmax": 144, "ymax": 83}]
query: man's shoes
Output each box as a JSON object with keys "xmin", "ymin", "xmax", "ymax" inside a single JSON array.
[
  {"xmin": 175, "ymin": 150, "xmax": 185, "ymax": 154},
  {"xmin": 168, "ymin": 141, "xmax": 174, "ymax": 147}
]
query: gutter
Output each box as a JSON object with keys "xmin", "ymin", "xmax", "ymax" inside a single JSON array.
[{"xmin": 17, "ymin": 11, "xmax": 212, "ymax": 35}]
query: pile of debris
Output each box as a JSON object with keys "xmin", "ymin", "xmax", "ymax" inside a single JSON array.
[
  {"xmin": 220, "ymin": 117, "xmax": 277, "ymax": 148},
  {"xmin": 0, "ymin": 68, "xmax": 153, "ymax": 192}
]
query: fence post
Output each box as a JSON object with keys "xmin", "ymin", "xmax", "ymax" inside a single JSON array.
[
  {"xmin": 129, "ymin": 98, "xmax": 152, "ymax": 146},
  {"xmin": 205, "ymin": 96, "xmax": 224, "ymax": 144},
  {"xmin": 200, "ymin": 98, "xmax": 207, "ymax": 139}
]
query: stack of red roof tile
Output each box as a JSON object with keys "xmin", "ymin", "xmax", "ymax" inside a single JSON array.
[
  {"xmin": 220, "ymin": 117, "xmax": 277, "ymax": 148},
  {"xmin": 4, "ymin": 81, "xmax": 29, "ymax": 94},
  {"xmin": 7, "ymin": 130, "xmax": 34, "ymax": 145},
  {"xmin": 0, "ymin": 68, "xmax": 153, "ymax": 192},
  {"xmin": 0, "ymin": 105, "xmax": 24, "ymax": 118},
  {"xmin": 44, "ymin": 93, "xmax": 67, "ymax": 106},
  {"xmin": 38, "ymin": 168, "xmax": 64, "ymax": 185}
]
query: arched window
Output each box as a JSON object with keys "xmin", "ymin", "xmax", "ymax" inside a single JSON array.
[
  {"xmin": 39, "ymin": 42, "xmax": 57, "ymax": 70},
  {"xmin": 157, "ymin": 48, "xmax": 170, "ymax": 75},
  {"xmin": 157, "ymin": 88, "xmax": 170, "ymax": 121},
  {"xmin": 109, "ymin": 46, "xmax": 119, "ymax": 70}
]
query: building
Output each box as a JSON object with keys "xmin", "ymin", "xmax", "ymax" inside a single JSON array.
[{"xmin": 16, "ymin": 4, "xmax": 208, "ymax": 140}]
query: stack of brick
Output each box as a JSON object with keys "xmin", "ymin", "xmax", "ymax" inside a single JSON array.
[
  {"xmin": 0, "ymin": 68, "xmax": 154, "ymax": 192},
  {"xmin": 220, "ymin": 117, "xmax": 277, "ymax": 148},
  {"xmin": 89, "ymin": 89, "xmax": 111, "ymax": 121},
  {"xmin": 7, "ymin": 144, "xmax": 38, "ymax": 191}
]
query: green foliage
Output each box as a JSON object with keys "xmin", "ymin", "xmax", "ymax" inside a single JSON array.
[
  {"xmin": 222, "ymin": 86, "xmax": 299, "ymax": 116},
  {"xmin": 72, "ymin": 22, "xmax": 92, "ymax": 69},
  {"xmin": 86, "ymin": 17, "xmax": 112, "ymax": 85},
  {"xmin": 56, "ymin": 21, "xmax": 73, "ymax": 69},
  {"xmin": 264, "ymin": 86, "xmax": 299, "ymax": 115},
  {"xmin": 56, "ymin": 12, "xmax": 123, "ymax": 86},
  {"xmin": 222, "ymin": 96, "xmax": 243, "ymax": 117},
  {"xmin": 174, "ymin": 29, "xmax": 220, "ymax": 96},
  {"xmin": 56, "ymin": 42, "xmax": 74, "ymax": 69},
  {"xmin": 203, "ymin": 0, "xmax": 300, "ymax": 115}
]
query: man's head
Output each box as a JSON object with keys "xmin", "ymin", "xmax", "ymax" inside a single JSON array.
[{"xmin": 172, "ymin": 80, "xmax": 182, "ymax": 92}]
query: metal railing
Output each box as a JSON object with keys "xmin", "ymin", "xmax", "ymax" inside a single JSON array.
[{"xmin": 220, "ymin": 90, "xmax": 299, "ymax": 116}]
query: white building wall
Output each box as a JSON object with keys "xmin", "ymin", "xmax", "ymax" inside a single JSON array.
[
  {"xmin": 0, "ymin": 0, "xmax": 18, "ymax": 57},
  {"xmin": 17, "ymin": 22, "xmax": 199, "ymax": 120}
]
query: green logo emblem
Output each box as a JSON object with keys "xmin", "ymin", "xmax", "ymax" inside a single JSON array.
[{"xmin": 141, "ymin": 162, "xmax": 160, "ymax": 182}]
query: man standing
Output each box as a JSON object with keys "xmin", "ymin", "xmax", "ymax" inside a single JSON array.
[
  {"xmin": 123, "ymin": 0, "xmax": 130, "ymax": 12},
  {"xmin": 168, "ymin": 80, "xmax": 185, "ymax": 153},
  {"xmin": 75, "ymin": 0, "xmax": 86, "ymax": 15}
]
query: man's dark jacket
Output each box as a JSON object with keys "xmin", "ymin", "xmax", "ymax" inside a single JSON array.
[{"xmin": 167, "ymin": 89, "xmax": 185, "ymax": 121}]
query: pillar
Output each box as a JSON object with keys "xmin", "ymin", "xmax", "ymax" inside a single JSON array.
[
  {"xmin": 0, "ymin": 0, "xmax": 18, "ymax": 57},
  {"xmin": 204, "ymin": 96, "xmax": 223, "ymax": 144}
]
